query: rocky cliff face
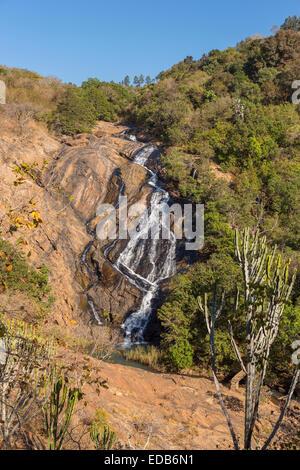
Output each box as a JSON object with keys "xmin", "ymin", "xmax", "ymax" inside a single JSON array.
[
  {"xmin": 0, "ymin": 118, "xmax": 151, "ymax": 330},
  {"xmin": 46, "ymin": 131, "xmax": 155, "ymax": 325}
]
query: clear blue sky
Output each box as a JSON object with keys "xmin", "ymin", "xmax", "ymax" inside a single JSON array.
[{"xmin": 0, "ymin": 0, "xmax": 299, "ymax": 85}]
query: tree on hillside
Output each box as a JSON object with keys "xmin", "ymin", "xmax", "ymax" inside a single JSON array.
[
  {"xmin": 145, "ymin": 75, "xmax": 152, "ymax": 86},
  {"xmin": 81, "ymin": 77, "xmax": 133, "ymax": 117},
  {"xmin": 198, "ymin": 229, "xmax": 299, "ymax": 450},
  {"xmin": 83, "ymin": 86, "xmax": 116, "ymax": 121},
  {"xmin": 133, "ymin": 76, "xmax": 140, "ymax": 87},
  {"xmin": 81, "ymin": 77, "xmax": 101, "ymax": 89},
  {"xmin": 123, "ymin": 75, "xmax": 130, "ymax": 87},
  {"xmin": 48, "ymin": 87, "xmax": 96, "ymax": 135},
  {"xmin": 281, "ymin": 15, "xmax": 300, "ymax": 31},
  {"xmin": 184, "ymin": 56, "xmax": 194, "ymax": 64},
  {"xmin": 138, "ymin": 74, "xmax": 145, "ymax": 86}
]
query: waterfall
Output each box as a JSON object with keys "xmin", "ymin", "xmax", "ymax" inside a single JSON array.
[
  {"xmin": 87, "ymin": 296, "xmax": 103, "ymax": 325},
  {"xmin": 114, "ymin": 144, "xmax": 177, "ymax": 346},
  {"xmin": 84, "ymin": 138, "xmax": 177, "ymax": 343}
]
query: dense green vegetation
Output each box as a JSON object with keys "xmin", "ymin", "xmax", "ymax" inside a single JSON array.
[
  {"xmin": 0, "ymin": 239, "xmax": 54, "ymax": 311},
  {"xmin": 44, "ymin": 17, "xmax": 298, "ymax": 386},
  {"xmin": 0, "ymin": 65, "xmax": 134, "ymax": 135},
  {"xmin": 48, "ymin": 78, "xmax": 134, "ymax": 135},
  {"xmin": 1, "ymin": 16, "xmax": 299, "ymax": 389},
  {"xmin": 152, "ymin": 26, "xmax": 300, "ymax": 382},
  {"xmin": 129, "ymin": 18, "xmax": 300, "ymax": 384}
]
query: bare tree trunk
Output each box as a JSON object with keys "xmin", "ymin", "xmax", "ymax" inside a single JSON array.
[
  {"xmin": 262, "ymin": 369, "xmax": 299, "ymax": 450},
  {"xmin": 210, "ymin": 321, "xmax": 240, "ymax": 450},
  {"xmin": 198, "ymin": 292, "xmax": 240, "ymax": 450}
]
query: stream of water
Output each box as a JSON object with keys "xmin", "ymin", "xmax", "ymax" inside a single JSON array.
[
  {"xmin": 115, "ymin": 142, "xmax": 176, "ymax": 346},
  {"xmin": 83, "ymin": 135, "xmax": 177, "ymax": 345}
]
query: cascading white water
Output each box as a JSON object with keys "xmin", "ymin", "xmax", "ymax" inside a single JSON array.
[
  {"xmin": 114, "ymin": 145, "xmax": 177, "ymax": 346},
  {"xmin": 88, "ymin": 297, "xmax": 103, "ymax": 325}
]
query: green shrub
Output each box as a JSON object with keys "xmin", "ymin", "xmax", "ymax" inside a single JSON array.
[
  {"xmin": 48, "ymin": 86, "xmax": 96, "ymax": 135},
  {"xmin": 93, "ymin": 408, "xmax": 109, "ymax": 427},
  {"xmin": 83, "ymin": 86, "xmax": 116, "ymax": 121},
  {"xmin": 167, "ymin": 340, "xmax": 194, "ymax": 371},
  {"xmin": 0, "ymin": 239, "xmax": 54, "ymax": 309}
]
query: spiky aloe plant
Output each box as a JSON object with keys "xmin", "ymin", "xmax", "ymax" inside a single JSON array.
[{"xmin": 90, "ymin": 423, "xmax": 116, "ymax": 450}]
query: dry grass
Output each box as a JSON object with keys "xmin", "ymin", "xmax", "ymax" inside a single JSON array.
[
  {"xmin": 0, "ymin": 65, "xmax": 66, "ymax": 112},
  {"xmin": 121, "ymin": 345, "xmax": 163, "ymax": 370},
  {"xmin": 43, "ymin": 323, "xmax": 121, "ymax": 362}
]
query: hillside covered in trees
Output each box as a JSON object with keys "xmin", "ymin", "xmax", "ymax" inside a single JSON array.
[
  {"xmin": 0, "ymin": 15, "xmax": 299, "ymax": 450},
  {"xmin": 129, "ymin": 21, "xmax": 300, "ymax": 384},
  {"xmin": 1, "ymin": 16, "xmax": 299, "ymax": 383}
]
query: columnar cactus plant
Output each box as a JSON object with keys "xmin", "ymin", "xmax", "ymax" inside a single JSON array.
[
  {"xmin": 198, "ymin": 228, "xmax": 299, "ymax": 450},
  {"xmin": 90, "ymin": 423, "xmax": 116, "ymax": 450},
  {"xmin": 44, "ymin": 371, "xmax": 79, "ymax": 450}
]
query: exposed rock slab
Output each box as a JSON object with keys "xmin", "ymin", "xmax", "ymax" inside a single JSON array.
[{"xmin": 0, "ymin": 118, "xmax": 150, "ymax": 328}]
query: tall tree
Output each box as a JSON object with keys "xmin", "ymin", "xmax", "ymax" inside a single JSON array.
[
  {"xmin": 184, "ymin": 55, "xmax": 194, "ymax": 64},
  {"xmin": 49, "ymin": 87, "xmax": 96, "ymax": 135},
  {"xmin": 198, "ymin": 229, "xmax": 299, "ymax": 450},
  {"xmin": 83, "ymin": 86, "xmax": 115, "ymax": 121},
  {"xmin": 281, "ymin": 15, "xmax": 300, "ymax": 31},
  {"xmin": 138, "ymin": 74, "xmax": 145, "ymax": 86},
  {"xmin": 124, "ymin": 75, "xmax": 130, "ymax": 87}
]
